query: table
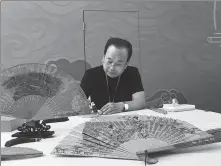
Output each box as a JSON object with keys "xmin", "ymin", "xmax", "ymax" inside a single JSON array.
[{"xmin": 1, "ymin": 109, "xmax": 221, "ymax": 166}]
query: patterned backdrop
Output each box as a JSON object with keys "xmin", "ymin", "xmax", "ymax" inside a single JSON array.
[{"xmin": 1, "ymin": 1, "xmax": 221, "ymax": 112}]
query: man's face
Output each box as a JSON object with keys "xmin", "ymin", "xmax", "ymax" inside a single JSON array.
[{"xmin": 103, "ymin": 45, "xmax": 128, "ymax": 78}]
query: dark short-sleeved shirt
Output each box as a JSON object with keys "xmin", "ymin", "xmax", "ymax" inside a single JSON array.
[{"xmin": 80, "ymin": 65, "xmax": 144, "ymax": 110}]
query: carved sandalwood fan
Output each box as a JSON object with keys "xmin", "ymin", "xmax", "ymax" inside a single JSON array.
[
  {"xmin": 52, "ymin": 114, "xmax": 221, "ymax": 162},
  {"xmin": 0, "ymin": 63, "xmax": 91, "ymax": 138}
]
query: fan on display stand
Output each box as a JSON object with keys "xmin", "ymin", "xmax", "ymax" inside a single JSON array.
[{"xmin": 0, "ymin": 63, "xmax": 91, "ymax": 144}]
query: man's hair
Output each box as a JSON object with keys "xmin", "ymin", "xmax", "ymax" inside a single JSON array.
[{"xmin": 104, "ymin": 37, "xmax": 132, "ymax": 62}]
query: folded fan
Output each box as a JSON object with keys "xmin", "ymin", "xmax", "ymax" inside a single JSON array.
[
  {"xmin": 1, "ymin": 147, "xmax": 43, "ymax": 160},
  {"xmin": 52, "ymin": 115, "xmax": 213, "ymax": 160}
]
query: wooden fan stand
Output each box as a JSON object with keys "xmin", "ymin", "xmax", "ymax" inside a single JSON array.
[{"xmin": 12, "ymin": 120, "xmax": 54, "ymax": 138}]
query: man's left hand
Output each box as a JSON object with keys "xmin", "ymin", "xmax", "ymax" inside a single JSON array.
[{"xmin": 99, "ymin": 102, "xmax": 124, "ymax": 115}]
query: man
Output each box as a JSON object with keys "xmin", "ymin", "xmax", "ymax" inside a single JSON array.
[{"xmin": 80, "ymin": 37, "xmax": 146, "ymax": 115}]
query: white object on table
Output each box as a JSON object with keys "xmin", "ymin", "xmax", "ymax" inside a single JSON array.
[{"xmin": 163, "ymin": 104, "xmax": 196, "ymax": 112}]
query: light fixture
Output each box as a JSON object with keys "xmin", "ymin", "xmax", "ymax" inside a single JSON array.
[{"xmin": 207, "ymin": 1, "xmax": 221, "ymax": 46}]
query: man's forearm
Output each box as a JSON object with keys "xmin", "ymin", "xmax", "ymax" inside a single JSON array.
[{"xmin": 118, "ymin": 100, "xmax": 146, "ymax": 112}]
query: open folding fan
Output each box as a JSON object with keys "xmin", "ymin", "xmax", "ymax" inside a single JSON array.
[
  {"xmin": 52, "ymin": 114, "xmax": 221, "ymax": 162},
  {"xmin": 0, "ymin": 63, "xmax": 91, "ymax": 138}
]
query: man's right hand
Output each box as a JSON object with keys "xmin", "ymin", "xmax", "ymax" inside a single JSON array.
[{"xmin": 99, "ymin": 102, "xmax": 124, "ymax": 115}]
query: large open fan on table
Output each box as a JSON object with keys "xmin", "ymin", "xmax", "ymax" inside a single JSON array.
[
  {"xmin": 0, "ymin": 63, "xmax": 91, "ymax": 139},
  {"xmin": 52, "ymin": 114, "xmax": 221, "ymax": 163}
]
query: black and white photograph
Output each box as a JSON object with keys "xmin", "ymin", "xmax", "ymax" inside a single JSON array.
[{"xmin": 1, "ymin": 1, "xmax": 221, "ymax": 166}]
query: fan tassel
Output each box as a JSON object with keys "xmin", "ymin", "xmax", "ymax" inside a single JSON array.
[{"xmin": 136, "ymin": 150, "xmax": 158, "ymax": 165}]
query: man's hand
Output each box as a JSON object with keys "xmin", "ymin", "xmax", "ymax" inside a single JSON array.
[
  {"xmin": 147, "ymin": 98, "xmax": 164, "ymax": 109},
  {"xmin": 99, "ymin": 102, "xmax": 124, "ymax": 115}
]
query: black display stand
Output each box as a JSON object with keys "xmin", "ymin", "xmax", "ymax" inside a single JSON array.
[{"xmin": 12, "ymin": 120, "xmax": 54, "ymax": 138}]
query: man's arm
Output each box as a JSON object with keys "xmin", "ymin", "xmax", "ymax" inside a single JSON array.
[
  {"xmin": 100, "ymin": 91, "xmax": 146, "ymax": 115},
  {"xmin": 121, "ymin": 91, "xmax": 146, "ymax": 111},
  {"xmin": 121, "ymin": 67, "xmax": 146, "ymax": 111}
]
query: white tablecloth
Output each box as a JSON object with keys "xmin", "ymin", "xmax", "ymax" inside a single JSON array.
[{"xmin": 1, "ymin": 109, "xmax": 221, "ymax": 166}]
